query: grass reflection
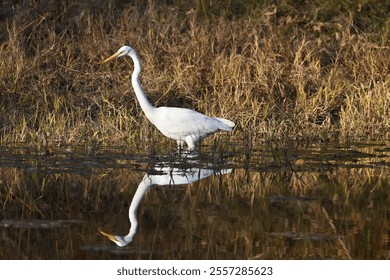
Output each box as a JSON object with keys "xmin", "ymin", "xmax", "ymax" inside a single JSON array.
[{"xmin": 0, "ymin": 143, "xmax": 389, "ymax": 259}]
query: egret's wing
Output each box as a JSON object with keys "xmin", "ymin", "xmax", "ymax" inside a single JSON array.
[{"xmin": 151, "ymin": 107, "xmax": 229, "ymax": 139}]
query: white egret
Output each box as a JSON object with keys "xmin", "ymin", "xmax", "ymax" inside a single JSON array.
[{"xmin": 103, "ymin": 46, "xmax": 235, "ymax": 150}]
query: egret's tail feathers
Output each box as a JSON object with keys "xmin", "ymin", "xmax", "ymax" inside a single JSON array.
[{"xmin": 214, "ymin": 117, "xmax": 235, "ymax": 131}]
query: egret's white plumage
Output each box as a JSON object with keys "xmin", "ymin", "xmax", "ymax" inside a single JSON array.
[{"xmin": 104, "ymin": 46, "xmax": 234, "ymax": 150}]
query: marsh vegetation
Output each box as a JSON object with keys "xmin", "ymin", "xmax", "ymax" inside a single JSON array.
[
  {"xmin": 0, "ymin": 0, "xmax": 389, "ymax": 147},
  {"xmin": 0, "ymin": 1, "xmax": 389, "ymax": 259}
]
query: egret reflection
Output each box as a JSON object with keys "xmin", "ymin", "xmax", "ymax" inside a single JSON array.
[{"xmin": 100, "ymin": 159, "xmax": 232, "ymax": 247}]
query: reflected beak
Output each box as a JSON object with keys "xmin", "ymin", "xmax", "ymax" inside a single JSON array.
[
  {"xmin": 103, "ymin": 51, "xmax": 121, "ymax": 63},
  {"xmin": 99, "ymin": 229, "xmax": 117, "ymax": 243}
]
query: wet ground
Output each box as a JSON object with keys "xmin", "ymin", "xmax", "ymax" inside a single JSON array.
[{"xmin": 0, "ymin": 141, "xmax": 389, "ymax": 259}]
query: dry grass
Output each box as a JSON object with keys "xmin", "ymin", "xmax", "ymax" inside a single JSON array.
[{"xmin": 0, "ymin": 0, "xmax": 389, "ymax": 149}]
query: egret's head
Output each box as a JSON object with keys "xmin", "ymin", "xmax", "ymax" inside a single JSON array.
[
  {"xmin": 99, "ymin": 229, "xmax": 132, "ymax": 247},
  {"xmin": 103, "ymin": 45, "xmax": 135, "ymax": 63}
]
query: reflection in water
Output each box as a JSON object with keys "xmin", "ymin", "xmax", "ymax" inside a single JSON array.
[
  {"xmin": 0, "ymin": 142, "xmax": 389, "ymax": 259},
  {"xmin": 100, "ymin": 157, "xmax": 232, "ymax": 247}
]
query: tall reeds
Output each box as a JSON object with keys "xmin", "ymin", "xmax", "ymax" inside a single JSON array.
[{"xmin": 0, "ymin": 0, "xmax": 389, "ymax": 148}]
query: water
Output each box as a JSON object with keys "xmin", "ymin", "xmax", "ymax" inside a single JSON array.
[{"xmin": 0, "ymin": 142, "xmax": 389, "ymax": 259}]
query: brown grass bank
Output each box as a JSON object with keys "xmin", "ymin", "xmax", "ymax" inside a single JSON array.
[{"xmin": 0, "ymin": 0, "xmax": 389, "ymax": 149}]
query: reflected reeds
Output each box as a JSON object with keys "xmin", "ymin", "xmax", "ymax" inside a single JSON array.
[{"xmin": 0, "ymin": 142, "xmax": 389, "ymax": 259}]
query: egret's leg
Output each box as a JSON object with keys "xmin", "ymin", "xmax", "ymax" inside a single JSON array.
[
  {"xmin": 185, "ymin": 136, "xmax": 196, "ymax": 150},
  {"xmin": 176, "ymin": 140, "xmax": 185, "ymax": 152}
]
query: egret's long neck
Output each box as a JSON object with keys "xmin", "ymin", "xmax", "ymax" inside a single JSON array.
[
  {"xmin": 123, "ymin": 175, "xmax": 152, "ymax": 245},
  {"xmin": 130, "ymin": 53, "xmax": 154, "ymax": 117}
]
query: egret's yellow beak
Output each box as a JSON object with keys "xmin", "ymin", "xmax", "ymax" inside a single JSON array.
[
  {"xmin": 103, "ymin": 51, "xmax": 121, "ymax": 63},
  {"xmin": 99, "ymin": 229, "xmax": 117, "ymax": 243}
]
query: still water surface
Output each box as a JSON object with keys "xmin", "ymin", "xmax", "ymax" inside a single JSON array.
[{"xmin": 0, "ymin": 142, "xmax": 389, "ymax": 259}]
